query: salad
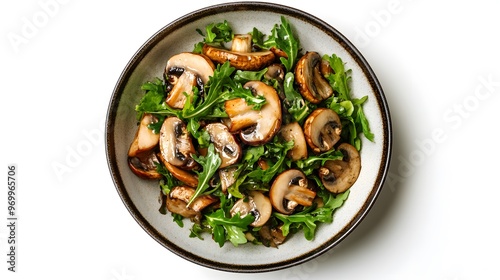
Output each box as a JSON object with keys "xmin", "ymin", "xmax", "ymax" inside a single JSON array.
[{"xmin": 127, "ymin": 17, "xmax": 374, "ymax": 248}]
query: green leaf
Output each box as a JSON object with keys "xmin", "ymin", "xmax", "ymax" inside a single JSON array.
[
  {"xmin": 205, "ymin": 209, "xmax": 254, "ymax": 247},
  {"xmin": 187, "ymin": 143, "xmax": 222, "ymax": 207},
  {"xmin": 264, "ymin": 16, "xmax": 300, "ymax": 72}
]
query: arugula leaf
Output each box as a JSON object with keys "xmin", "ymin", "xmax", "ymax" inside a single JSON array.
[
  {"xmin": 233, "ymin": 68, "xmax": 268, "ymax": 84},
  {"xmin": 264, "ymin": 16, "xmax": 300, "ymax": 72},
  {"xmin": 187, "ymin": 143, "xmax": 222, "ymax": 207},
  {"xmin": 246, "ymin": 138, "xmax": 294, "ymax": 184},
  {"xmin": 283, "ymin": 72, "xmax": 313, "ymax": 124},
  {"xmin": 194, "ymin": 20, "xmax": 234, "ymax": 53},
  {"xmin": 135, "ymin": 78, "xmax": 169, "ymax": 120},
  {"xmin": 294, "ymin": 149, "xmax": 344, "ymax": 176},
  {"xmin": 205, "ymin": 209, "xmax": 254, "ymax": 247},
  {"xmin": 322, "ymin": 54, "xmax": 374, "ymax": 149},
  {"xmin": 274, "ymin": 190, "xmax": 350, "ymax": 240}
]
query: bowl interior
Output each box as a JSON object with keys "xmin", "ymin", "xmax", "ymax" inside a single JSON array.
[{"xmin": 106, "ymin": 2, "xmax": 391, "ymax": 273}]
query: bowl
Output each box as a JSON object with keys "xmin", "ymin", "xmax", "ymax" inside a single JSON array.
[{"xmin": 105, "ymin": 1, "xmax": 392, "ymax": 273}]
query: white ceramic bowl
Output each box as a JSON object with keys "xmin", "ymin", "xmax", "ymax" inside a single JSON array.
[{"xmin": 106, "ymin": 2, "xmax": 391, "ymax": 273}]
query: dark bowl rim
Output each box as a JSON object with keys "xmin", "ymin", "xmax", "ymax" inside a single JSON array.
[{"xmin": 105, "ymin": 1, "xmax": 392, "ymax": 273}]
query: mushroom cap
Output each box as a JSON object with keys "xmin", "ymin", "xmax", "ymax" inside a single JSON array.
[
  {"xmin": 202, "ymin": 44, "xmax": 275, "ymax": 71},
  {"xmin": 279, "ymin": 122, "xmax": 308, "ymax": 161},
  {"xmin": 225, "ymin": 81, "xmax": 282, "ymax": 146},
  {"xmin": 128, "ymin": 113, "xmax": 160, "ymax": 157},
  {"xmin": 159, "ymin": 117, "xmax": 197, "ymax": 169},
  {"xmin": 295, "ymin": 51, "xmax": 334, "ymax": 104},
  {"xmin": 164, "ymin": 53, "xmax": 215, "ymax": 109},
  {"xmin": 230, "ymin": 191, "xmax": 272, "ymax": 227},
  {"xmin": 319, "ymin": 143, "xmax": 361, "ymax": 193},
  {"xmin": 204, "ymin": 123, "xmax": 242, "ymax": 168},
  {"xmin": 269, "ymin": 169, "xmax": 316, "ymax": 215},
  {"xmin": 303, "ymin": 108, "xmax": 342, "ymax": 153},
  {"xmin": 165, "ymin": 52, "xmax": 215, "ymax": 84}
]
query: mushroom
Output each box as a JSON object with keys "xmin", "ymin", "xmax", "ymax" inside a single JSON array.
[
  {"xmin": 202, "ymin": 34, "xmax": 275, "ymax": 71},
  {"xmin": 204, "ymin": 123, "xmax": 241, "ymax": 168},
  {"xmin": 127, "ymin": 113, "xmax": 162, "ymax": 179},
  {"xmin": 219, "ymin": 166, "xmax": 238, "ymax": 193},
  {"xmin": 295, "ymin": 51, "xmax": 334, "ymax": 104},
  {"xmin": 264, "ymin": 63, "xmax": 286, "ymax": 100},
  {"xmin": 224, "ymin": 81, "xmax": 282, "ymax": 146},
  {"xmin": 159, "ymin": 117, "xmax": 197, "ymax": 169},
  {"xmin": 303, "ymin": 108, "xmax": 342, "ymax": 153},
  {"xmin": 128, "ymin": 151, "xmax": 162, "ymax": 179},
  {"xmin": 164, "ymin": 52, "xmax": 215, "ymax": 109},
  {"xmin": 230, "ymin": 191, "xmax": 272, "ymax": 227},
  {"xmin": 269, "ymin": 169, "xmax": 316, "ymax": 215},
  {"xmin": 279, "ymin": 122, "xmax": 308, "ymax": 161},
  {"xmin": 319, "ymin": 143, "xmax": 361, "ymax": 194},
  {"xmin": 128, "ymin": 113, "xmax": 160, "ymax": 157},
  {"xmin": 258, "ymin": 225, "xmax": 287, "ymax": 248},
  {"xmin": 166, "ymin": 185, "xmax": 218, "ymax": 219},
  {"xmin": 162, "ymin": 159, "xmax": 199, "ymax": 188}
]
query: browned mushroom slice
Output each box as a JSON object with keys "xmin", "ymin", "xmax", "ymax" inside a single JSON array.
[
  {"xmin": 319, "ymin": 143, "xmax": 361, "ymax": 193},
  {"xmin": 159, "ymin": 117, "xmax": 197, "ymax": 169},
  {"xmin": 204, "ymin": 123, "xmax": 241, "ymax": 168},
  {"xmin": 162, "ymin": 160, "xmax": 198, "ymax": 188},
  {"xmin": 202, "ymin": 34, "xmax": 275, "ymax": 71},
  {"xmin": 295, "ymin": 51, "xmax": 334, "ymax": 104},
  {"xmin": 166, "ymin": 186, "xmax": 218, "ymax": 219},
  {"xmin": 225, "ymin": 81, "xmax": 282, "ymax": 146},
  {"xmin": 269, "ymin": 169, "xmax": 316, "ymax": 215},
  {"xmin": 303, "ymin": 108, "xmax": 342, "ymax": 153},
  {"xmin": 127, "ymin": 113, "xmax": 162, "ymax": 179},
  {"xmin": 279, "ymin": 122, "xmax": 308, "ymax": 161},
  {"xmin": 164, "ymin": 52, "xmax": 215, "ymax": 109},
  {"xmin": 128, "ymin": 150, "xmax": 162, "ymax": 179},
  {"xmin": 230, "ymin": 191, "xmax": 272, "ymax": 227},
  {"xmin": 128, "ymin": 113, "xmax": 160, "ymax": 157}
]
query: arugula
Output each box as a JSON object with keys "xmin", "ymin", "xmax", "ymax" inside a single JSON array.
[
  {"xmin": 293, "ymin": 149, "xmax": 344, "ymax": 176},
  {"xmin": 206, "ymin": 209, "xmax": 254, "ymax": 247},
  {"xmin": 274, "ymin": 190, "xmax": 350, "ymax": 240},
  {"xmin": 322, "ymin": 54, "xmax": 374, "ymax": 150},
  {"xmin": 194, "ymin": 20, "xmax": 233, "ymax": 53},
  {"xmin": 283, "ymin": 72, "xmax": 313, "ymax": 125},
  {"xmin": 264, "ymin": 16, "xmax": 300, "ymax": 72},
  {"xmin": 187, "ymin": 143, "xmax": 221, "ymax": 207}
]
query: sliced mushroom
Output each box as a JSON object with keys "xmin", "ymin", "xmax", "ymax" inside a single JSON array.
[
  {"xmin": 279, "ymin": 122, "xmax": 308, "ymax": 161},
  {"xmin": 164, "ymin": 52, "xmax": 215, "ymax": 109},
  {"xmin": 319, "ymin": 143, "xmax": 361, "ymax": 193},
  {"xmin": 159, "ymin": 117, "xmax": 197, "ymax": 169},
  {"xmin": 128, "ymin": 151, "xmax": 162, "ymax": 179},
  {"xmin": 202, "ymin": 34, "xmax": 275, "ymax": 71},
  {"xmin": 225, "ymin": 81, "xmax": 282, "ymax": 146},
  {"xmin": 127, "ymin": 113, "xmax": 162, "ymax": 179},
  {"xmin": 128, "ymin": 113, "xmax": 160, "ymax": 157},
  {"xmin": 295, "ymin": 52, "xmax": 334, "ymax": 104},
  {"xmin": 166, "ymin": 186, "xmax": 218, "ymax": 219},
  {"xmin": 219, "ymin": 166, "xmax": 238, "ymax": 193},
  {"xmin": 230, "ymin": 191, "xmax": 272, "ymax": 227},
  {"xmin": 269, "ymin": 169, "xmax": 316, "ymax": 215},
  {"xmin": 303, "ymin": 108, "xmax": 342, "ymax": 153},
  {"xmin": 264, "ymin": 63, "xmax": 286, "ymax": 100},
  {"xmin": 162, "ymin": 160, "xmax": 198, "ymax": 187},
  {"xmin": 204, "ymin": 123, "xmax": 241, "ymax": 168}
]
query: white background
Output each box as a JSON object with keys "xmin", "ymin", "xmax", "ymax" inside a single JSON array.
[{"xmin": 1, "ymin": 0, "xmax": 499, "ymax": 279}]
